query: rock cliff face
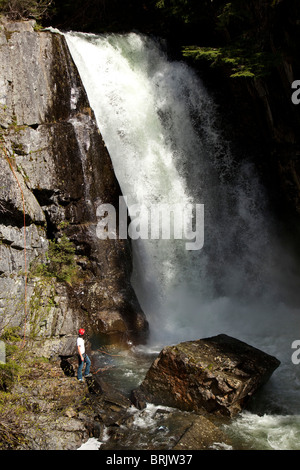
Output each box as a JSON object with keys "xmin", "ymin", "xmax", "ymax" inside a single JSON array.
[{"xmin": 0, "ymin": 18, "xmax": 148, "ymax": 354}]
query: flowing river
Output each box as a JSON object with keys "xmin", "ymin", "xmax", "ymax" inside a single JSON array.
[{"xmin": 63, "ymin": 31, "xmax": 300, "ymax": 450}]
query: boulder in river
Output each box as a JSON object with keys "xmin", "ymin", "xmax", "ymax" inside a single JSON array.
[{"xmin": 131, "ymin": 334, "xmax": 280, "ymax": 417}]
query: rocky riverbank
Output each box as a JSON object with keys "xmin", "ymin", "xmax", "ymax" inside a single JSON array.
[
  {"xmin": 0, "ymin": 355, "xmax": 90, "ymax": 450},
  {"xmin": 0, "ymin": 345, "xmax": 231, "ymax": 450},
  {"xmin": 0, "ymin": 333, "xmax": 280, "ymax": 450}
]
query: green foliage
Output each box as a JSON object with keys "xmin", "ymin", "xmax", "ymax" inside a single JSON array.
[
  {"xmin": 34, "ymin": 234, "xmax": 78, "ymax": 284},
  {"xmin": 0, "ymin": 354, "xmax": 50, "ymax": 448},
  {"xmin": 157, "ymin": 0, "xmax": 281, "ymax": 79},
  {"xmin": 156, "ymin": 0, "xmax": 193, "ymax": 23},
  {"xmin": 0, "ymin": 0, "xmax": 53, "ymax": 20},
  {"xmin": 0, "ymin": 331, "xmax": 23, "ymax": 393},
  {"xmin": 0, "ymin": 326, "xmax": 22, "ymax": 343},
  {"xmin": 216, "ymin": 1, "xmax": 252, "ymax": 30},
  {"xmin": 183, "ymin": 40, "xmax": 279, "ymax": 78},
  {"xmin": 0, "ymin": 362, "xmax": 20, "ymax": 391},
  {"xmin": 0, "ymin": 384, "xmax": 27, "ymax": 449},
  {"xmin": 155, "ymin": 0, "xmax": 212, "ymax": 25}
]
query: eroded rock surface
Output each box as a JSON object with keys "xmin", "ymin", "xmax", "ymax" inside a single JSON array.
[
  {"xmin": 131, "ymin": 334, "xmax": 280, "ymax": 416},
  {"xmin": 0, "ymin": 19, "xmax": 148, "ymax": 348}
]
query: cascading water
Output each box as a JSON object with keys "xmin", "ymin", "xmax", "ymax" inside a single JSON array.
[{"xmin": 64, "ymin": 31, "xmax": 300, "ymax": 449}]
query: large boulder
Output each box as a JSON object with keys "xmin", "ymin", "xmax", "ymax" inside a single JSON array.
[{"xmin": 131, "ymin": 334, "xmax": 280, "ymax": 417}]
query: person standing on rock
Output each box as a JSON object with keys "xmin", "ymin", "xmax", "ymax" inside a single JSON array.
[{"xmin": 77, "ymin": 328, "xmax": 92, "ymax": 383}]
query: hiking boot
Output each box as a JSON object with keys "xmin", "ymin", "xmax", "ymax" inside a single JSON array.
[{"xmin": 84, "ymin": 373, "xmax": 92, "ymax": 378}]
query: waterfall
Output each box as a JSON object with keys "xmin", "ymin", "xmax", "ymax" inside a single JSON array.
[
  {"xmin": 65, "ymin": 31, "xmax": 299, "ymax": 342},
  {"xmin": 64, "ymin": 32, "xmax": 300, "ymax": 433}
]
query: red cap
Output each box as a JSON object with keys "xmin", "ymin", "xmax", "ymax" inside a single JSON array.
[{"xmin": 78, "ymin": 328, "xmax": 85, "ymax": 336}]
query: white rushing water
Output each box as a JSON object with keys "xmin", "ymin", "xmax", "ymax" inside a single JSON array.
[{"xmin": 64, "ymin": 31, "xmax": 300, "ymax": 450}]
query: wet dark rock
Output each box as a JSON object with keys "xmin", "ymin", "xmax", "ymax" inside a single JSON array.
[
  {"xmin": 84, "ymin": 372, "xmax": 133, "ymax": 427},
  {"xmin": 86, "ymin": 374, "xmax": 132, "ymax": 407},
  {"xmin": 131, "ymin": 334, "xmax": 280, "ymax": 417},
  {"xmin": 173, "ymin": 414, "xmax": 231, "ymax": 450}
]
